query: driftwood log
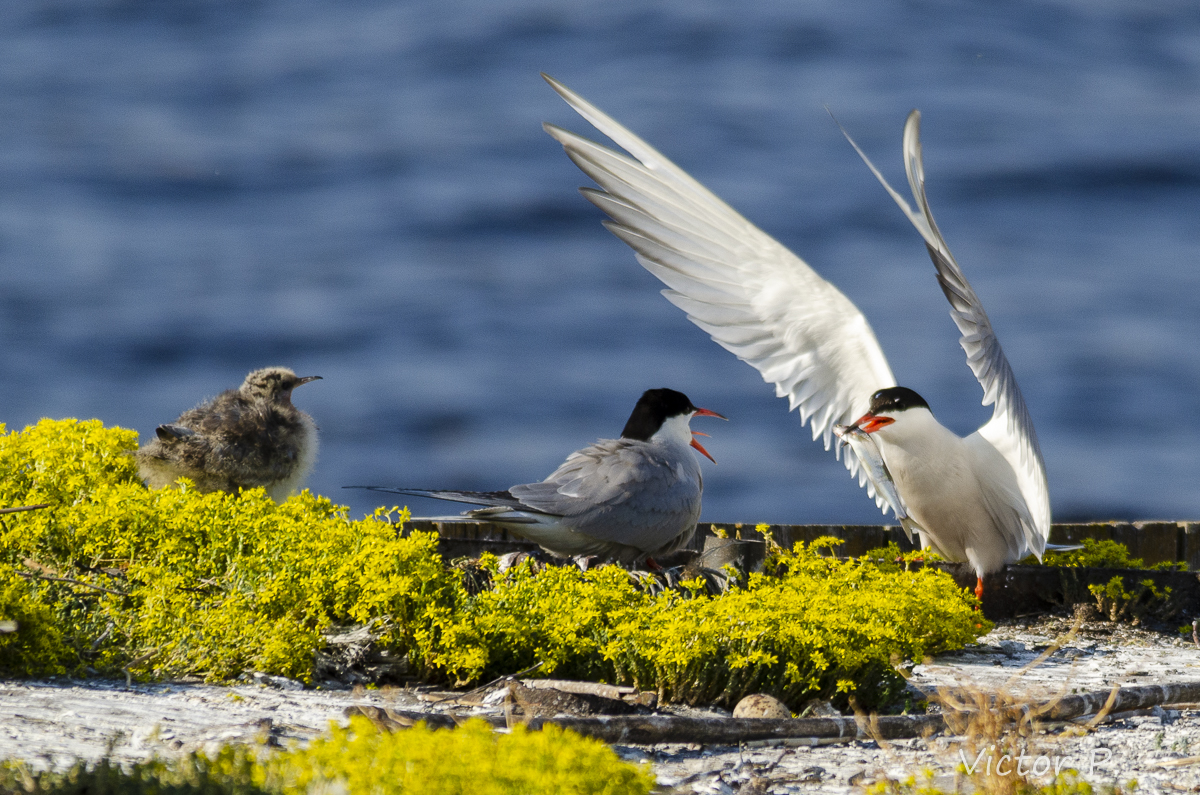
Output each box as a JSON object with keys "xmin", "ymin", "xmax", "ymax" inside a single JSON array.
[
  {"xmin": 1038, "ymin": 680, "xmax": 1200, "ymax": 721},
  {"xmin": 519, "ymin": 678, "xmax": 636, "ymax": 700},
  {"xmin": 344, "ymin": 706, "xmax": 940, "ymax": 743},
  {"xmin": 517, "ymin": 713, "xmax": 942, "ymax": 744},
  {"xmin": 346, "ymin": 680, "xmax": 1200, "ymax": 745}
]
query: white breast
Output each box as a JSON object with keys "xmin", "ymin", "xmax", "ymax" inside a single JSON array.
[
  {"xmin": 873, "ymin": 408, "xmax": 1031, "ymax": 577},
  {"xmin": 267, "ymin": 413, "xmax": 319, "ymax": 503}
]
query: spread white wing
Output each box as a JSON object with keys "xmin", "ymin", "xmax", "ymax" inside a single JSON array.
[
  {"xmin": 838, "ymin": 111, "xmax": 1051, "ymax": 556},
  {"xmin": 542, "ymin": 74, "xmax": 897, "ymax": 505}
]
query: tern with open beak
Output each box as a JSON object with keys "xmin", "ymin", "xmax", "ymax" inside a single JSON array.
[
  {"xmin": 542, "ymin": 75, "xmax": 1050, "ymax": 599},
  {"xmin": 352, "ymin": 388, "xmax": 725, "ymax": 566}
]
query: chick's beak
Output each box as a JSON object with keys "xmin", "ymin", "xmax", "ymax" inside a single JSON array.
[{"xmin": 296, "ymin": 376, "xmax": 323, "ymax": 387}]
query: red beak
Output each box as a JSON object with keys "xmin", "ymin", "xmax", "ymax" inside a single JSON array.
[
  {"xmin": 690, "ymin": 435, "xmax": 717, "ymax": 463},
  {"xmin": 851, "ymin": 412, "xmax": 894, "ymax": 434},
  {"xmin": 690, "ymin": 407, "xmax": 726, "ymax": 463}
]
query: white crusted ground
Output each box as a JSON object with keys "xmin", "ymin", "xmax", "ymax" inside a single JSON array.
[
  {"xmin": 1, "ymin": 617, "xmax": 1198, "ymax": 793},
  {"xmin": 642, "ymin": 618, "xmax": 1200, "ymax": 794}
]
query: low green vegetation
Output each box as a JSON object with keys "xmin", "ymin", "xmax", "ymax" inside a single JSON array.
[
  {"xmin": 0, "ymin": 418, "xmax": 986, "ymax": 709},
  {"xmin": 274, "ymin": 717, "xmax": 655, "ymax": 794},
  {"xmin": 1088, "ymin": 575, "xmax": 1172, "ymax": 624},
  {"xmin": 0, "ymin": 418, "xmax": 456, "ymax": 684},
  {"xmin": 868, "ymin": 771, "xmax": 1134, "ymax": 795},
  {"xmin": 0, "ymin": 717, "xmax": 655, "ymax": 795},
  {"xmin": 1041, "ymin": 537, "xmax": 1187, "ymax": 571},
  {"xmin": 446, "ymin": 537, "xmax": 986, "ymax": 709}
]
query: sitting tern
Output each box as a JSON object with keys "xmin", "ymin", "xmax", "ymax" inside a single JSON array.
[
  {"xmin": 136, "ymin": 367, "xmax": 322, "ymax": 503},
  {"xmin": 542, "ymin": 75, "xmax": 1050, "ymax": 598},
  {"xmin": 352, "ymin": 388, "xmax": 725, "ymax": 565}
]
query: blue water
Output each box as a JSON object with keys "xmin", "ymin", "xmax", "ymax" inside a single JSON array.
[{"xmin": 3, "ymin": 1, "xmax": 1200, "ymax": 525}]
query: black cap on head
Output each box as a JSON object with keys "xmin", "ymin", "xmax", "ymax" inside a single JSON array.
[
  {"xmin": 869, "ymin": 386, "xmax": 930, "ymax": 415},
  {"xmin": 621, "ymin": 388, "xmax": 698, "ymax": 441}
]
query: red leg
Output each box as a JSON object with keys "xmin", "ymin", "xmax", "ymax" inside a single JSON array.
[{"xmin": 975, "ymin": 576, "xmax": 984, "ymax": 601}]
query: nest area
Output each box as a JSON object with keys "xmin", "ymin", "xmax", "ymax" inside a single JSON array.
[
  {"xmin": 2, "ymin": 611, "xmax": 1198, "ymax": 794},
  {"xmin": 3, "ymin": 418, "xmax": 1199, "ymax": 794}
]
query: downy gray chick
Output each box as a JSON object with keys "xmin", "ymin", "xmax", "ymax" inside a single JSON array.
[{"xmin": 136, "ymin": 367, "xmax": 321, "ymax": 503}]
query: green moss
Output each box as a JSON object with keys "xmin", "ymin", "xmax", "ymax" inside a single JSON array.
[
  {"xmin": 0, "ymin": 753, "xmax": 266, "ymax": 795},
  {"xmin": 1088, "ymin": 574, "xmax": 1172, "ymax": 624},
  {"xmin": 268, "ymin": 717, "xmax": 655, "ymax": 794},
  {"xmin": 610, "ymin": 536, "xmax": 985, "ymax": 709},
  {"xmin": 1039, "ymin": 538, "xmax": 1186, "ymax": 571},
  {"xmin": 0, "ymin": 418, "xmax": 986, "ymax": 709},
  {"xmin": 861, "ymin": 541, "xmax": 944, "ymax": 566},
  {"xmin": 435, "ymin": 558, "xmax": 646, "ymax": 686},
  {"xmin": 0, "ymin": 563, "xmax": 72, "ymax": 677},
  {"xmin": 0, "ymin": 418, "xmax": 140, "ymax": 509},
  {"xmin": 0, "ymin": 419, "xmax": 459, "ymax": 682},
  {"xmin": 435, "ymin": 535, "xmax": 987, "ymax": 709},
  {"xmin": 0, "ymin": 718, "xmax": 655, "ymax": 795}
]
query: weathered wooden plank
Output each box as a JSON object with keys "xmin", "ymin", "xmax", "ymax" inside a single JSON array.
[
  {"xmin": 1050, "ymin": 520, "xmax": 1189, "ymax": 567},
  {"xmin": 405, "ymin": 521, "xmax": 1200, "ymax": 588},
  {"xmin": 1183, "ymin": 523, "xmax": 1200, "ymax": 572},
  {"xmin": 1131, "ymin": 521, "xmax": 1186, "ymax": 566},
  {"xmin": 940, "ymin": 562, "xmax": 1200, "ymax": 621},
  {"xmin": 347, "ymin": 680, "xmax": 1200, "ymax": 745},
  {"xmin": 409, "ymin": 519, "xmax": 1200, "ymax": 570}
]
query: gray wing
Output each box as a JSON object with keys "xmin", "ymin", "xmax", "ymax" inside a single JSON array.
[
  {"xmin": 346, "ymin": 487, "xmax": 550, "ymax": 525},
  {"xmin": 155, "ymin": 424, "xmax": 197, "ymax": 441},
  {"xmin": 348, "ymin": 487, "xmax": 534, "ymax": 511},
  {"xmin": 509, "ymin": 438, "xmax": 702, "ymax": 553},
  {"xmin": 838, "ymin": 110, "xmax": 1051, "ymax": 556},
  {"xmin": 543, "ymin": 74, "xmax": 897, "ymax": 509}
]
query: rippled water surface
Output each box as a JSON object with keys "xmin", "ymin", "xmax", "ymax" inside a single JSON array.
[{"xmin": 3, "ymin": 1, "xmax": 1200, "ymax": 524}]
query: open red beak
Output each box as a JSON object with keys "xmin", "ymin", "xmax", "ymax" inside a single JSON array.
[
  {"xmin": 851, "ymin": 412, "xmax": 894, "ymax": 434},
  {"xmin": 690, "ymin": 435, "xmax": 717, "ymax": 463},
  {"xmin": 689, "ymin": 407, "xmax": 725, "ymax": 463}
]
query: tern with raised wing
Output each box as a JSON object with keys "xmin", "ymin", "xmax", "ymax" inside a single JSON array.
[
  {"xmin": 353, "ymin": 388, "xmax": 725, "ymax": 565},
  {"xmin": 542, "ymin": 74, "xmax": 1050, "ymax": 598}
]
